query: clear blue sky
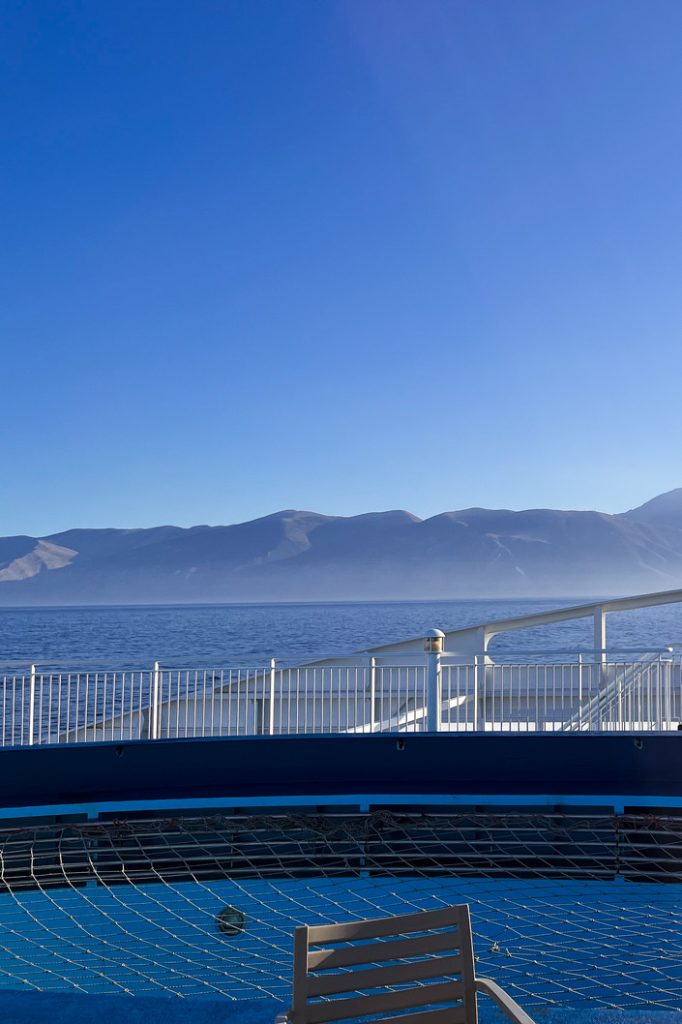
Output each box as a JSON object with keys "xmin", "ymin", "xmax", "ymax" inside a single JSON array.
[{"xmin": 2, "ymin": 0, "xmax": 682, "ymax": 537}]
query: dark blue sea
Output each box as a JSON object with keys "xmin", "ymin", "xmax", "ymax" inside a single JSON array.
[{"xmin": 1, "ymin": 598, "xmax": 681, "ymax": 668}]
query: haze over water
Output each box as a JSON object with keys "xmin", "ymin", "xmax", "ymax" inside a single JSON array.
[{"xmin": 1, "ymin": 600, "xmax": 682, "ymax": 669}]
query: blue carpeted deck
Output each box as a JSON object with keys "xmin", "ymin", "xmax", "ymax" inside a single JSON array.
[
  {"xmin": 1, "ymin": 992, "xmax": 681, "ymax": 1024},
  {"xmin": 0, "ymin": 993, "xmax": 282, "ymax": 1024}
]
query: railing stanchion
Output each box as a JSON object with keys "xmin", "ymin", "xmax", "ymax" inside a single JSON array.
[
  {"xmin": 29, "ymin": 664, "xmax": 36, "ymax": 746},
  {"xmin": 152, "ymin": 661, "xmax": 160, "ymax": 740},
  {"xmin": 473, "ymin": 656, "xmax": 481, "ymax": 733},
  {"xmin": 617, "ymin": 670, "xmax": 624, "ymax": 729},
  {"xmin": 577, "ymin": 654, "xmax": 584, "ymax": 731},
  {"xmin": 664, "ymin": 652, "xmax": 673, "ymax": 729},
  {"xmin": 369, "ymin": 657, "xmax": 376, "ymax": 733},
  {"xmin": 269, "ymin": 659, "xmax": 276, "ymax": 735},
  {"xmin": 424, "ymin": 630, "xmax": 444, "ymax": 732}
]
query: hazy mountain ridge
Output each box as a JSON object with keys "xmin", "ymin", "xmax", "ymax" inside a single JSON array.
[
  {"xmin": 2, "ymin": 490, "xmax": 682, "ymax": 604},
  {"xmin": 624, "ymin": 488, "xmax": 682, "ymax": 528}
]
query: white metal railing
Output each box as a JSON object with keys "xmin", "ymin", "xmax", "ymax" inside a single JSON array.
[
  {"xmin": 440, "ymin": 657, "xmax": 680, "ymax": 732},
  {"xmin": 0, "ymin": 655, "xmax": 680, "ymax": 747}
]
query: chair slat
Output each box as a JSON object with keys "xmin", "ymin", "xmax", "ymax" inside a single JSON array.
[
  {"xmin": 307, "ymin": 907, "xmax": 463, "ymax": 945},
  {"xmin": 306, "ymin": 953, "xmax": 464, "ymax": 997},
  {"xmin": 306, "ymin": 979, "xmax": 466, "ymax": 1024},
  {"xmin": 308, "ymin": 929, "xmax": 460, "ymax": 972},
  {"xmin": 457, "ymin": 904, "xmax": 477, "ymax": 1016},
  {"xmin": 290, "ymin": 905, "xmax": 499, "ymax": 1024},
  {"xmin": 294, "ymin": 926, "xmax": 310, "ymax": 1023},
  {"xmin": 369, "ymin": 1005, "xmax": 469, "ymax": 1024}
]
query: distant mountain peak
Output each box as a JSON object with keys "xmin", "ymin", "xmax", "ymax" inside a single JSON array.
[
  {"xmin": 624, "ymin": 488, "xmax": 682, "ymax": 528},
  {"xmin": 349, "ymin": 509, "xmax": 422, "ymax": 523},
  {"xmin": 257, "ymin": 509, "xmax": 334, "ymax": 524}
]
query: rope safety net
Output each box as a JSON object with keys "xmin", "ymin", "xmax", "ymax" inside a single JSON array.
[{"xmin": 0, "ymin": 809, "xmax": 680, "ymax": 1009}]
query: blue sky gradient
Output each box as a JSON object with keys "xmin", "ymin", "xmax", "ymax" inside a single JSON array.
[{"xmin": 2, "ymin": 0, "xmax": 682, "ymax": 536}]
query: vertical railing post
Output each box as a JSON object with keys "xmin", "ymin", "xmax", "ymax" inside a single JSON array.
[
  {"xmin": 594, "ymin": 606, "xmax": 608, "ymax": 718},
  {"xmin": 664, "ymin": 650, "xmax": 673, "ymax": 729},
  {"xmin": 268, "ymin": 658, "xmax": 276, "ymax": 735},
  {"xmin": 577, "ymin": 654, "xmax": 584, "ymax": 731},
  {"xmin": 29, "ymin": 664, "xmax": 36, "ymax": 746},
  {"xmin": 473, "ymin": 656, "xmax": 481, "ymax": 732},
  {"xmin": 152, "ymin": 661, "xmax": 160, "ymax": 740},
  {"xmin": 426, "ymin": 651, "xmax": 441, "ymax": 732},
  {"xmin": 617, "ymin": 670, "xmax": 624, "ymax": 729},
  {"xmin": 424, "ymin": 630, "xmax": 444, "ymax": 732},
  {"xmin": 369, "ymin": 657, "xmax": 376, "ymax": 733},
  {"xmin": 593, "ymin": 607, "xmax": 606, "ymax": 663}
]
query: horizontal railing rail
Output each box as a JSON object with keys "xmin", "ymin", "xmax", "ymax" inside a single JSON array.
[{"xmin": 0, "ymin": 655, "xmax": 680, "ymax": 747}]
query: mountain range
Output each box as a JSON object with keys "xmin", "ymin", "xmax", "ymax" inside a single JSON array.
[{"xmin": 2, "ymin": 488, "xmax": 682, "ymax": 605}]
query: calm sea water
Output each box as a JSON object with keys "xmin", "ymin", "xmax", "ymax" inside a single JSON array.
[{"xmin": 1, "ymin": 599, "xmax": 682, "ymax": 668}]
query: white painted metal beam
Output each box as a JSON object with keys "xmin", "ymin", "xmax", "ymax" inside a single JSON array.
[{"xmin": 308, "ymin": 587, "xmax": 682, "ymax": 664}]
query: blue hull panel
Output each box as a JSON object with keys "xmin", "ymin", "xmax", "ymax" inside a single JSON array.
[{"xmin": 0, "ymin": 734, "xmax": 680, "ymax": 812}]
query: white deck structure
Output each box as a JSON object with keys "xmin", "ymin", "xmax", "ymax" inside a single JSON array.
[{"xmin": 2, "ymin": 588, "xmax": 682, "ymax": 745}]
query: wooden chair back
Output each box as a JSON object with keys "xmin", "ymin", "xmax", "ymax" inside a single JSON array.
[{"xmin": 291, "ymin": 904, "xmax": 478, "ymax": 1024}]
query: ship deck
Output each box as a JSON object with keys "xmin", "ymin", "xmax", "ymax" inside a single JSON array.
[{"xmin": 2, "ymin": 590, "xmax": 682, "ymax": 1017}]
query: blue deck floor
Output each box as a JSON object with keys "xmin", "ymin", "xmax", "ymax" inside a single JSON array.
[
  {"xmin": 1, "ymin": 992, "xmax": 681, "ymax": 1024},
  {"xmin": 0, "ymin": 877, "xmax": 680, "ymax": 1011},
  {"xmin": 0, "ymin": 993, "xmax": 282, "ymax": 1024}
]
